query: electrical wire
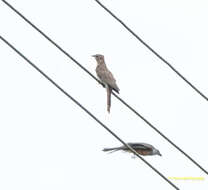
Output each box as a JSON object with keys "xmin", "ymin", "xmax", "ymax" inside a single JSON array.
[
  {"xmin": 0, "ymin": 35, "xmax": 179, "ymax": 190},
  {"xmin": 94, "ymin": 0, "xmax": 208, "ymax": 102},
  {"xmin": 2, "ymin": 0, "xmax": 208, "ymax": 176}
]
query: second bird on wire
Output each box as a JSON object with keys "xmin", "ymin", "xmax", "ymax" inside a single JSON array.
[{"xmin": 103, "ymin": 143, "xmax": 162, "ymax": 156}]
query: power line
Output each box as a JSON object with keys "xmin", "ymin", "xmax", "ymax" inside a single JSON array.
[
  {"xmin": 2, "ymin": 0, "xmax": 208, "ymax": 176},
  {"xmin": 94, "ymin": 0, "xmax": 208, "ymax": 102},
  {"xmin": 0, "ymin": 35, "xmax": 179, "ymax": 190}
]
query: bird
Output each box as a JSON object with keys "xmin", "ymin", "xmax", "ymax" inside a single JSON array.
[
  {"xmin": 92, "ymin": 54, "xmax": 119, "ymax": 113},
  {"xmin": 103, "ymin": 142, "xmax": 162, "ymax": 156}
]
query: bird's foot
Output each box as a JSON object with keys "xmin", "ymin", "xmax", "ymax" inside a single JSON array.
[
  {"xmin": 98, "ymin": 81, "xmax": 105, "ymax": 88},
  {"xmin": 131, "ymin": 154, "xmax": 136, "ymax": 159}
]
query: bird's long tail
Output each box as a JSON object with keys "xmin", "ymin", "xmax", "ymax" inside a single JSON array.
[
  {"xmin": 107, "ymin": 86, "xmax": 112, "ymax": 113},
  {"xmin": 103, "ymin": 147, "xmax": 121, "ymax": 153}
]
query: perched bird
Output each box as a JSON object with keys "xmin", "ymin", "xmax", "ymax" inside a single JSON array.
[
  {"xmin": 103, "ymin": 142, "xmax": 162, "ymax": 156},
  {"xmin": 92, "ymin": 54, "xmax": 119, "ymax": 113}
]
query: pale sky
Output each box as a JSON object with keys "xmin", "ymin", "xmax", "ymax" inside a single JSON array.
[{"xmin": 0, "ymin": 0, "xmax": 208, "ymax": 189}]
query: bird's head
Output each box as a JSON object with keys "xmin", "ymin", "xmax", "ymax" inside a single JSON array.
[
  {"xmin": 152, "ymin": 148, "xmax": 162, "ymax": 156},
  {"xmin": 92, "ymin": 54, "xmax": 105, "ymax": 64}
]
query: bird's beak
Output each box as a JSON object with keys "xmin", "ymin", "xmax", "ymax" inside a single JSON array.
[
  {"xmin": 158, "ymin": 152, "xmax": 162, "ymax": 156},
  {"xmin": 92, "ymin": 55, "xmax": 96, "ymax": 57}
]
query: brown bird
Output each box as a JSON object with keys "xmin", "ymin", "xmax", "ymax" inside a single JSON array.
[
  {"xmin": 103, "ymin": 143, "xmax": 162, "ymax": 156},
  {"xmin": 92, "ymin": 54, "xmax": 119, "ymax": 113}
]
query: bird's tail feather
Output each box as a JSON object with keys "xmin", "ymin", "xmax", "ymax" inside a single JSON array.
[
  {"xmin": 107, "ymin": 86, "xmax": 112, "ymax": 113},
  {"xmin": 103, "ymin": 147, "xmax": 121, "ymax": 153}
]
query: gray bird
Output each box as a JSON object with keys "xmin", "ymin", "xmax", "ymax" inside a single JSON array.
[
  {"xmin": 103, "ymin": 142, "xmax": 162, "ymax": 156},
  {"xmin": 92, "ymin": 54, "xmax": 119, "ymax": 113}
]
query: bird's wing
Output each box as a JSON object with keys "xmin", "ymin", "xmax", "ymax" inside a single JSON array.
[
  {"xmin": 127, "ymin": 143, "xmax": 154, "ymax": 150},
  {"xmin": 97, "ymin": 67, "xmax": 119, "ymax": 92}
]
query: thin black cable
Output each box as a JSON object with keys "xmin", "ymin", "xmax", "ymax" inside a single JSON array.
[
  {"xmin": 2, "ymin": 0, "xmax": 208, "ymax": 176},
  {"xmin": 0, "ymin": 35, "xmax": 179, "ymax": 190},
  {"xmin": 1, "ymin": 0, "xmax": 100, "ymax": 85},
  {"xmin": 94, "ymin": 0, "xmax": 208, "ymax": 102}
]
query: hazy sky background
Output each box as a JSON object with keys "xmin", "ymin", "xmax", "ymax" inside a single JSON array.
[{"xmin": 1, "ymin": 0, "xmax": 208, "ymax": 189}]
